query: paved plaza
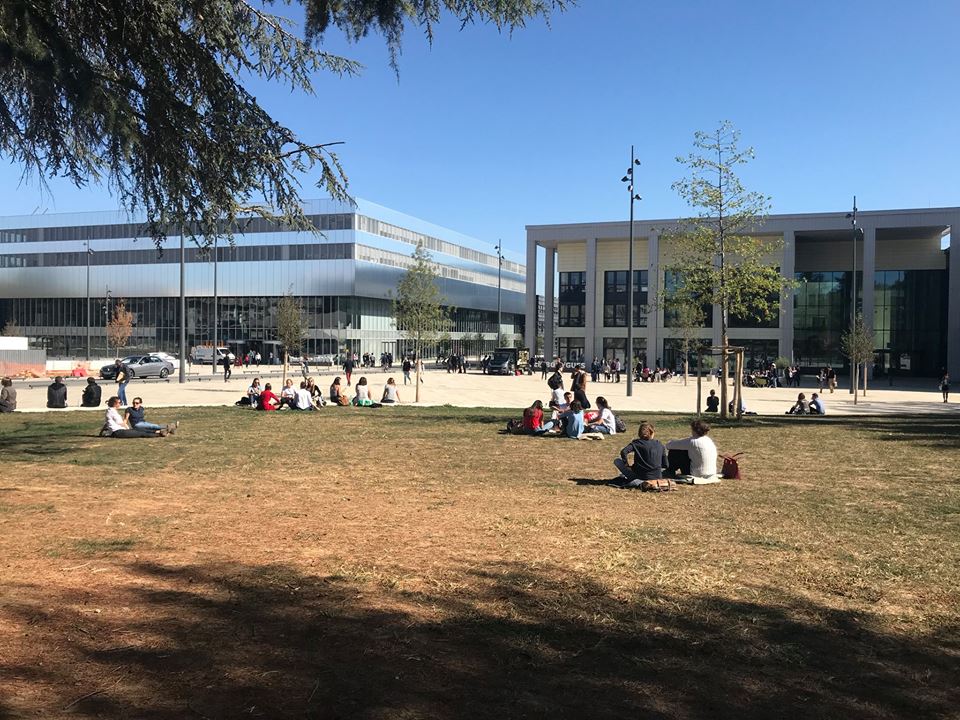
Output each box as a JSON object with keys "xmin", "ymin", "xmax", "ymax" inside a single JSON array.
[{"xmin": 8, "ymin": 364, "xmax": 957, "ymax": 416}]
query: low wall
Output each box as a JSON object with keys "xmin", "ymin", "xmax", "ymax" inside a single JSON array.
[{"xmin": 0, "ymin": 349, "xmax": 47, "ymax": 377}]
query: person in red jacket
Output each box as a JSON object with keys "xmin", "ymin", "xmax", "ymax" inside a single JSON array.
[
  {"xmin": 521, "ymin": 399, "xmax": 544, "ymax": 432},
  {"xmin": 259, "ymin": 383, "xmax": 280, "ymax": 411}
]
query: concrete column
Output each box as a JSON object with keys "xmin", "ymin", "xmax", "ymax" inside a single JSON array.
[
  {"xmin": 780, "ymin": 229, "xmax": 796, "ymax": 361},
  {"xmin": 949, "ymin": 218, "xmax": 960, "ymax": 377},
  {"xmin": 646, "ymin": 232, "xmax": 660, "ymax": 366},
  {"xmin": 544, "ymin": 247, "xmax": 556, "ymax": 359},
  {"xmin": 585, "ymin": 237, "xmax": 598, "ymax": 361},
  {"xmin": 861, "ymin": 225, "xmax": 876, "ymax": 379},
  {"xmin": 524, "ymin": 237, "xmax": 537, "ymax": 353}
]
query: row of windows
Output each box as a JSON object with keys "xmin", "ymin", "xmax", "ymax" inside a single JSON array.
[
  {"xmin": 0, "ymin": 214, "xmax": 355, "ymax": 244},
  {"xmin": 355, "ymin": 245, "xmax": 526, "ymax": 293},
  {"xmin": 356, "ymin": 215, "xmax": 523, "ymax": 276},
  {"xmin": 603, "ymin": 270, "xmax": 649, "ymax": 327},
  {"xmin": 0, "ymin": 243, "xmax": 354, "ymax": 268}
]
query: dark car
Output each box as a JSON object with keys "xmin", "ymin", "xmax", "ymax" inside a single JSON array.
[{"xmin": 100, "ymin": 355, "xmax": 174, "ymax": 380}]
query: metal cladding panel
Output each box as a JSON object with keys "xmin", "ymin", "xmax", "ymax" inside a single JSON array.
[{"xmin": 354, "ymin": 261, "xmax": 525, "ymax": 314}]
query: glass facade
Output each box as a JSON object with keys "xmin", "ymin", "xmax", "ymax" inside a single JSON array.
[
  {"xmin": 728, "ymin": 338, "xmax": 781, "ymax": 369},
  {"xmin": 558, "ymin": 271, "xmax": 586, "ymax": 327},
  {"xmin": 793, "ymin": 271, "xmax": 860, "ymax": 369},
  {"xmin": 603, "ymin": 270, "xmax": 648, "ymax": 327},
  {"xmin": 872, "ymin": 270, "xmax": 947, "ymax": 377},
  {"xmin": 602, "ymin": 337, "xmax": 647, "ymax": 364},
  {"xmin": 557, "ymin": 337, "xmax": 584, "ymax": 363},
  {"xmin": 662, "ymin": 271, "xmax": 713, "ymax": 329}
]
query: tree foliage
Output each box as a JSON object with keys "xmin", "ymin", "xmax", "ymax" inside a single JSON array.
[
  {"xmin": 0, "ymin": 0, "xmax": 568, "ymax": 250},
  {"xmin": 107, "ymin": 299, "xmax": 134, "ymax": 355},
  {"xmin": 841, "ymin": 312, "xmax": 873, "ymax": 403},
  {"xmin": 393, "ymin": 244, "xmax": 449, "ymax": 400},
  {"xmin": 276, "ymin": 292, "xmax": 306, "ymax": 384},
  {"xmin": 665, "ymin": 121, "xmax": 790, "ymax": 416},
  {"xmin": 1, "ymin": 320, "xmax": 20, "ymax": 336}
]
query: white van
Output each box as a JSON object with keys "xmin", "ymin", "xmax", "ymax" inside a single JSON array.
[{"xmin": 191, "ymin": 346, "xmax": 230, "ymax": 365}]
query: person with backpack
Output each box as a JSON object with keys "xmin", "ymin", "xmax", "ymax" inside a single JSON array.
[
  {"xmin": 612, "ymin": 421, "xmax": 668, "ymax": 488},
  {"xmin": 547, "ymin": 367, "xmax": 564, "ymax": 393}
]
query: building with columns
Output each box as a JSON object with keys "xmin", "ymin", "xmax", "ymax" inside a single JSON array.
[{"xmin": 526, "ymin": 207, "xmax": 957, "ymax": 377}]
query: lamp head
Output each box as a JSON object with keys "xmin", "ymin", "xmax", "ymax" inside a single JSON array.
[
  {"xmin": 621, "ymin": 176, "xmax": 629, "ymax": 183},
  {"xmin": 634, "ymin": 159, "xmax": 641, "ymax": 166}
]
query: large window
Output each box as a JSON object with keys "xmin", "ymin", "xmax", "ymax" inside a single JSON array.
[
  {"xmin": 663, "ymin": 271, "xmax": 713, "ymax": 329},
  {"xmin": 558, "ymin": 271, "xmax": 586, "ymax": 327},
  {"xmin": 603, "ymin": 270, "xmax": 648, "ymax": 327},
  {"xmin": 602, "ymin": 337, "xmax": 647, "ymax": 364},
  {"xmin": 872, "ymin": 270, "xmax": 947, "ymax": 377},
  {"xmin": 557, "ymin": 337, "xmax": 584, "ymax": 363},
  {"xmin": 793, "ymin": 271, "xmax": 859, "ymax": 368}
]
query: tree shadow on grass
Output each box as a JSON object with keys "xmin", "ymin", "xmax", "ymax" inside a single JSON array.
[
  {"xmin": 3, "ymin": 559, "xmax": 958, "ymax": 719},
  {"xmin": 743, "ymin": 414, "xmax": 960, "ymax": 448}
]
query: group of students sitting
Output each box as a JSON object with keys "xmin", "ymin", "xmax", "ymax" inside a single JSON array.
[
  {"xmin": 786, "ymin": 392, "xmax": 826, "ymax": 415},
  {"xmin": 240, "ymin": 375, "xmax": 401, "ymax": 410},
  {"xmin": 514, "ymin": 394, "xmax": 620, "ymax": 439},
  {"xmin": 614, "ymin": 419, "xmax": 720, "ymax": 487},
  {"xmin": 101, "ymin": 395, "xmax": 180, "ymax": 438}
]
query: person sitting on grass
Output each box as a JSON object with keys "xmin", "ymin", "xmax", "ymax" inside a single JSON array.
[
  {"xmin": 47, "ymin": 376, "xmax": 67, "ymax": 409},
  {"xmin": 664, "ymin": 419, "xmax": 719, "ymax": 483},
  {"xmin": 0, "ymin": 377, "xmax": 17, "ymax": 413},
  {"xmin": 259, "ymin": 383, "xmax": 279, "ymax": 411},
  {"xmin": 102, "ymin": 396, "xmax": 169, "ymax": 438},
  {"xmin": 124, "ymin": 397, "xmax": 179, "ymax": 433},
  {"xmin": 306, "ymin": 377, "xmax": 325, "ymax": 407},
  {"xmin": 329, "ymin": 376, "xmax": 347, "ymax": 405},
  {"xmin": 353, "ymin": 376, "xmax": 376, "ymax": 406},
  {"xmin": 809, "ymin": 392, "xmax": 826, "ymax": 415},
  {"xmin": 381, "ymin": 377, "xmax": 400, "ymax": 404},
  {"xmin": 522, "ymin": 399, "xmax": 544, "ymax": 433},
  {"xmin": 787, "ymin": 392, "xmax": 808, "ymax": 415},
  {"xmin": 246, "ymin": 378, "xmax": 262, "ymax": 407},
  {"xmin": 705, "ymin": 389, "xmax": 720, "ymax": 413},
  {"xmin": 558, "ymin": 400, "xmax": 585, "ymax": 439},
  {"xmin": 612, "ymin": 421, "xmax": 668, "ymax": 488},
  {"xmin": 585, "ymin": 396, "xmax": 616, "ymax": 435},
  {"xmin": 81, "ymin": 377, "xmax": 102, "ymax": 407},
  {"xmin": 279, "ymin": 378, "xmax": 297, "ymax": 409}
]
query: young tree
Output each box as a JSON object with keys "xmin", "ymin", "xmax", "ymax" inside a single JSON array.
[
  {"xmin": 666, "ymin": 121, "xmax": 792, "ymax": 417},
  {"xmin": 107, "ymin": 299, "xmax": 134, "ymax": 357},
  {"xmin": 276, "ymin": 294, "xmax": 306, "ymax": 386},
  {"xmin": 393, "ymin": 244, "xmax": 449, "ymax": 402},
  {"xmin": 0, "ymin": 1, "xmax": 567, "ymax": 251},
  {"xmin": 673, "ymin": 299, "xmax": 708, "ymax": 386},
  {"xmin": 840, "ymin": 312, "xmax": 874, "ymax": 404},
  {"xmin": 1, "ymin": 320, "xmax": 20, "ymax": 336}
]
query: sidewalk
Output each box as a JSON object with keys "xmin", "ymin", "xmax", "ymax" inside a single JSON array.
[{"xmin": 7, "ymin": 368, "xmax": 958, "ymax": 416}]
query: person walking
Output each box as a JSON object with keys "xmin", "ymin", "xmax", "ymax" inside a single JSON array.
[
  {"xmin": 221, "ymin": 352, "xmax": 232, "ymax": 382},
  {"xmin": 402, "ymin": 357, "xmax": 412, "ymax": 385},
  {"xmin": 571, "ymin": 365, "xmax": 591, "ymax": 410},
  {"xmin": 112, "ymin": 358, "xmax": 131, "ymax": 405},
  {"xmin": 940, "ymin": 371, "xmax": 950, "ymax": 403},
  {"xmin": 343, "ymin": 354, "xmax": 355, "ymax": 386}
]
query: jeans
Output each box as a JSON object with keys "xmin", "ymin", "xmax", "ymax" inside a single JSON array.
[
  {"xmin": 613, "ymin": 458, "xmax": 643, "ymax": 487},
  {"xmin": 403, "ymin": 370, "xmax": 411, "ymax": 385},
  {"xmin": 117, "ymin": 382, "xmax": 128, "ymax": 405},
  {"xmin": 134, "ymin": 421, "xmax": 164, "ymax": 432},
  {"xmin": 589, "ymin": 424, "xmax": 611, "ymax": 434}
]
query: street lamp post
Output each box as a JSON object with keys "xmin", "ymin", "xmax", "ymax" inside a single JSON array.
[
  {"xmin": 621, "ymin": 146, "xmax": 642, "ymax": 397},
  {"xmin": 104, "ymin": 288, "xmax": 112, "ymax": 358},
  {"xmin": 212, "ymin": 235, "xmax": 218, "ymax": 376},
  {"xmin": 179, "ymin": 227, "xmax": 186, "ymax": 383},
  {"xmin": 85, "ymin": 240, "xmax": 93, "ymax": 361},
  {"xmin": 495, "ymin": 240, "xmax": 503, "ymax": 347}
]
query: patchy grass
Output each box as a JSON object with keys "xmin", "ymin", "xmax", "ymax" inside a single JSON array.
[{"xmin": 1, "ymin": 406, "xmax": 959, "ymax": 719}]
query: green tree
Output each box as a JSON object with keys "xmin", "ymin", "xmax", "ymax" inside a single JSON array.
[
  {"xmin": 276, "ymin": 293, "xmax": 306, "ymax": 386},
  {"xmin": 666, "ymin": 121, "xmax": 791, "ymax": 417},
  {"xmin": 0, "ymin": 1, "xmax": 567, "ymax": 250},
  {"xmin": 840, "ymin": 312, "xmax": 874, "ymax": 404},
  {"xmin": 674, "ymin": 298, "xmax": 707, "ymax": 387},
  {"xmin": 393, "ymin": 244, "xmax": 449, "ymax": 401}
]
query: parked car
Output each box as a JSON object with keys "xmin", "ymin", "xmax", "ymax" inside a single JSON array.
[{"xmin": 100, "ymin": 355, "xmax": 175, "ymax": 380}]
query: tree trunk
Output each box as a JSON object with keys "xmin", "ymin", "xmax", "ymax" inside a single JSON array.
[
  {"xmin": 863, "ymin": 362, "xmax": 868, "ymax": 397},
  {"xmin": 684, "ymin": 356, "xmax": 689, "ymax": 386},
  {"xmin": 282, "ymin": 350, "xmax": 288, "ymax": 388},
  {"xmin": 853, "ymin": 362, "xmax": 858, "ymax": 404},
  {"xmin": 414, "ymin": 340, "xmax": 422, "ymax": 403},
  {"xmin": 696, "ymin": 353, "xmax": 702, "ymax": 416},
  {"xmin": 719, "ymin": 342, "xmax": 729, "ymax": 418}
]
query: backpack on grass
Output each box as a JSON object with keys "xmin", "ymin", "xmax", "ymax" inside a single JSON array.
[
  {"xmin": 505, "ymin": 419, "xmax": 526, "ymax": 435},
  {"xmin": 641, "ymin": 479, "xmax": 676, "ymax": 492},
  {"xmin": 614, "ymin": 414, "xmax": 627, "ymax": 434}
]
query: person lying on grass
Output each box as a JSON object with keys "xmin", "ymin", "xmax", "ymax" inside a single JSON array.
[
  {"xmin": 612, "ymin": 421, "xmax": 667, "ymax": 488},
  {"xmin": 103, "ymin": 396, "xmax": 173, "ymax": 438}
]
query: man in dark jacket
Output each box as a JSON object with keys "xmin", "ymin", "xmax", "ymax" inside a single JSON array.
[
  {"xmin": 47, "ymin": 376, "xmax": 67, "ymax": 408},
  {"xmin": 81, "ymin": 377, "xmax": 102, "ymax": 407}
]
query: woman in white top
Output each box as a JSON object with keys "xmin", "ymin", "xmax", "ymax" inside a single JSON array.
[
  {"xmin": 665, "ymin": 419, "xmax": 719, "ymax": 481},
  {"xmin": 103, "ymin": 396, "xmax": 167, "ymax": 438},
  {"xmin": 353, "ymin": 376, "xmax": 374, "ymax": 406},
  {"xmin": 381, "ymin": 377, "xmax": 400, "ymax": 404},
  {"xmin": 585, "ymin": 396, "xmax": 617, "ymax": 434}
]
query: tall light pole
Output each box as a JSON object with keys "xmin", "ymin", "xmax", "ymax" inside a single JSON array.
[
  {"xmin": 621, "ymin": 146, "xmax": 642, "ymax": 397},
  {"xmin": 104, "ymin": 288, "xmax": 112, "ymax": 358},
  {"xmin": 212, "ymin": 235, "xmax": 218, "ymax": 376},
  {"xmin": 845, "ymin": 197, "xmax": 862, "ymax": 394},
  {"xmin": 179, "ymin": 227, "xmax": 186, "ymax": 383},
  {"xmin": 494, "ymin": 240, "xmax": 503, "ymax": 347},
  {"xmin": 85, "ymin": 240, "xmax": 94, "ymax": 361}
]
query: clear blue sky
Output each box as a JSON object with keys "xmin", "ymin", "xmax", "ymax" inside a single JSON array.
[{"xmin": 2, "ymin": 0, "xmax": 958, "ymax": 260}]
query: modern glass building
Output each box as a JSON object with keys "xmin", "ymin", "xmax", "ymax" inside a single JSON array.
[
  {"xmin": 0, "ymin": 199, "xmax": 526, "ymax": 360},
  {"xmin": 525, "ymin": 207, "xmax": 957, "ymax": 377}
]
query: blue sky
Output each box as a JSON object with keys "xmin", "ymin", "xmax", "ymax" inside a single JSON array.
[{"xmin": 2, "ymin": 0, "xmax": 958, "ymax": 261}]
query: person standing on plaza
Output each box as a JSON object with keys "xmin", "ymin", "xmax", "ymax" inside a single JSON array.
[
  {"xmin": 255, "ymin": 351, "xmax": 262, "ymax": 368},
  {"xmin": 940, "ymin": 371, "xmax": 950, "ymax": 403},
  {"xmin": 343, "ymin": 354, "xmax": 355, "ymax": 386},
  {"xmin": 827, "ymin": 366, "xmax": 837, "ymax": 393},
  {"xmin": 402, "ymin": 357, "xmax": 413, "ymax": 385},
  {"xmin": 46, "ymin": 376, "xmax": 68, "ymax": 408},
  {"xmin": 111, "ymin": 358, "xmax": 131, "ymax": 405},
  {"xmin": 571, "ymin": 365, "xmax": 591, "ymax": 410},
  {"xmin": 221, "ymin": 352, "xmax": 232, "ymax": 382}
]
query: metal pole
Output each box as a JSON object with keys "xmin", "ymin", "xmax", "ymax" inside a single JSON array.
[
  {"xmin": 179, "ymin": 227, "xmax": 186, "ymax": 383},
  {"xmin": 212, "ymin": 236, "xmax": 218, "ymax": 375},
  {"xmin": 626, "ymin": 145, "xmax": 636, "ymax": 398},
  {"xmin": 85, "ymin": 240, "xmax": 91, "ymax": 361},
  {"xmin": 105, "ymin": 288, "xmax": 111, "ymax": 358},
  {"xmin": 496, "ymin": 241, "xmax": 503, "ymax": 346},
  {"xmin": 850, "ymin": 196, "xmax": 857, "ymax": 394}
]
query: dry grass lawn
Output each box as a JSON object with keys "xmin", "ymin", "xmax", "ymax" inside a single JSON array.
[{"xmin": 1, "ymin": 406, "xmax": 959, "ymax": 719}]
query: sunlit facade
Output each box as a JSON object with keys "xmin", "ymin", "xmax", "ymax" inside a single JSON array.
[
  {"xmin": 0, "ymin": 199, "xmax": 526, "ymax": 359},
  {"xmin": 526, "ymin": 208, "xmax": 958, "ymax": 377}
]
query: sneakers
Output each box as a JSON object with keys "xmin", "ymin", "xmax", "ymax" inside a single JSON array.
[{"xmin": 166, "ymin": 422, "xmax": 179, "ymax": 435}]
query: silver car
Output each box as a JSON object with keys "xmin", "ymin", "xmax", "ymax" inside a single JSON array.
[{"xmin": 100, "ymin": 354, "xmax": 175, "ymax": 380}]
